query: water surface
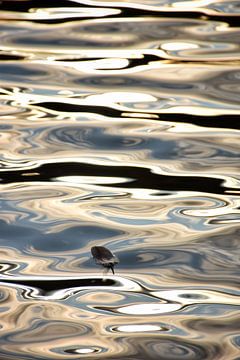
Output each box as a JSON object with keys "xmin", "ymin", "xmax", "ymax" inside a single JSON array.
[{"xmin": 0, "ymin": 0, "xmax": 240, "ymax": 359}]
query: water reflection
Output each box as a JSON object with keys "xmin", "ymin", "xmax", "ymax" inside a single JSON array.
[
  {"xmin": 0, "ymin": 0, "xmax": 240, "ymax": 359},
  {"xmin": 0, "ymin": 279, "xmax": 239, "ymax": 359},
  {"xmin": 113, "ymin": 324, "xmax": 165, "ymax": 332},
  {"xmin": 1, "ymin": 16, "xmax": 240, "ymax": 61}
]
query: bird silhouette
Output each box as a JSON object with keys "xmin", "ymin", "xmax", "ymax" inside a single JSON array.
[{"xmin": 91, "ymin": 246, "xmax": 119, "ymax": 274}]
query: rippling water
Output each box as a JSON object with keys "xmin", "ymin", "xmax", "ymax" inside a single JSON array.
[{"xmin": 0, "ymin": 0, "xmax": 240, "ymax": 359}]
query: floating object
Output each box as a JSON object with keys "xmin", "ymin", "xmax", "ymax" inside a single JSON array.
[{"xmin": 91, "ymin": 246, "xmax": 119, "ymax": 274}]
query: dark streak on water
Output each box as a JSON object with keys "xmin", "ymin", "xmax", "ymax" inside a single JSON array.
[
  {"xmin": 0, "ymin": 0, "xmax": 240, "ymax": 359},
  {"xmin": 35, "ymin": 102, "xmax": 240, "ymax": 130},
  {"xmin": 0, "ymin": 162, "xmax": 228, "ymax": 194}
]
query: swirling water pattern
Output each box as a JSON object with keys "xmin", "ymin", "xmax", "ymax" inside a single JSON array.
[{"xmin": 0, "ymin": 0, "xmax": 240, "ymax": 359}]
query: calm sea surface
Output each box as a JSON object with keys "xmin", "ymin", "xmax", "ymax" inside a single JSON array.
[{"xmin": 0, "ymin": 0, "xmax": 240, "ymax": 359}]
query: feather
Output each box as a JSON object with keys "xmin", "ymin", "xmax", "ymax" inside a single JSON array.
[{"xmin": 91, "ymin": 246, "xmax": 119, "ymax": 274}]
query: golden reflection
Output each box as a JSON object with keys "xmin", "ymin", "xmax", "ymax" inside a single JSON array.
[
  {"xmin": 87, "ymin": 91, "xmax": 156, "ymax": 103},
  {"xmin": 117, "ymin": 303, "xmax": 182, "ymax": 315},
  {"xmin": 152, "ymin": 289, "xmax": 240, "ymax": 306},
  {"xmin": 2, "ymin": 61, "xmax": 240, "ymax": 116},
  {"xmin": 0, "ymin": 7, "xmax": 120, "ymax": 20},
  {"xmin": 0, "ymin": 280, "xmax": 239, "ymax": 359},
  {"xmin": 55, "ymin": 58, "xmax": 130, "ymax": 73},
  {"xmin": 29, "ymin": 7, "xmax": 121, "ymax": 19},
  {"xmin": 79, "ymin": 291, "xmax": 125, "ymax": 304},
  {"xmin": 161, "ymin": 42, "xmax": 199, "ymax": 51},
  {"xmin": 72, "ymin": 0, "xmax": 240, "ymax": 16},
  {"xmin": 0, "ymin": 4, "xmax": 239, "ymax": 359},
  {"xmin": 174, "ymin": 0, "xmax": 212, "ymax": 8},
  {"xmin": 122, "ymin": 112, "xmax": 159, "ymax": 118},
  {"xmin": 1, "ymin": 17, "xmax": 240, "ymax": 61},
  {"xmin": 0, "ymin": 285, "xmax": 112, "ymax": 357},
  {"xmin": 75, "ymin": 348, "xmax": 97, "ymax": 354},
  {"xmin": 0, "ymin": 180, "xmax": 222, "ymax": 242},
  {"xmin": 115, "ymin": 324, "xmax": 164, "ymax": 332},
  {"xmin": 56, "ymin": 176, "xmax": 130, "ymax": 184},
  {"xmin": 21, "ymin": 172, "xmax": 40, "ymax": 176}
]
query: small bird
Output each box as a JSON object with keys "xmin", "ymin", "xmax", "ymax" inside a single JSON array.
[{"xmin": 91, "ymin": 246, "xmax": 119, "ymax": 274}]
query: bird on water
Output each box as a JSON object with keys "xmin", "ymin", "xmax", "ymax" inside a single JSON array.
[{"xmin": 91, "ymin": 246, "xmax": 119, "ymax": 274}]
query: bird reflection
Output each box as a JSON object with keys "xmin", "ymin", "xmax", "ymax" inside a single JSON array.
[{"xmin": 91, "ymin": 246, "xmax": 119, "ymax": 274}]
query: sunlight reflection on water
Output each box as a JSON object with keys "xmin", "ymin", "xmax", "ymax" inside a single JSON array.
[{"xmin": 0, "ymin": 0, "xmax": 240, "ymax": 359}]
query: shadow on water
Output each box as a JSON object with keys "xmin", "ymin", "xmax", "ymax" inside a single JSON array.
[{"xmin": 0, "ymin": 162, "xmax": 229, "ymax": 194}]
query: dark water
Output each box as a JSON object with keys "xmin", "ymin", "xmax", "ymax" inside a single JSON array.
[{"xmin": 0, "ymin": 0, "xmax": 240, "ymax": 359}]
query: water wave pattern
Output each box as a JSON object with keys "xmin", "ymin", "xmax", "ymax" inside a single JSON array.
[{"xmin": 0, "ymin": 0, "xmax": 239, "ymax": 359}]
